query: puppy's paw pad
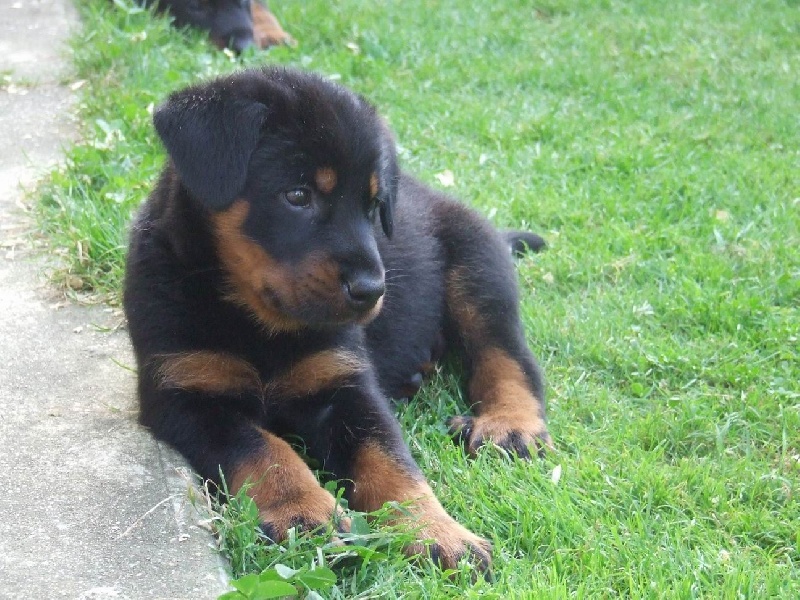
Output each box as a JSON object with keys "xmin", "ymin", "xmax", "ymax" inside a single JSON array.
[{"xmin": 447, "ymin": 413, "xmax": 553, "ymax": 459}]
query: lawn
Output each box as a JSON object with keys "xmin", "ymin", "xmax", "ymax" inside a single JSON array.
[{"xmin": 39, "ymin": 0, "xmax": 799, "ymax": 597}]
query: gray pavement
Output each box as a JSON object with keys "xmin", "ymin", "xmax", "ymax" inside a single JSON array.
[{"xmin": 0, "ymin": 1, "xmax": 228, "ymax": 597}]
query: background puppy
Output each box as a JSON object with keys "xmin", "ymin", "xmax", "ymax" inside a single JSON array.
[
  {"xmin": 124, "ymin": 67, "xmax": 552, "ymax": 572},
  {"xmin": 140, "ymin": 0, "xmax": 292, "ymax": 52}
]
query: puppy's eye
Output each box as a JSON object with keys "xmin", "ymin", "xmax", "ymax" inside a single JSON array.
[{"xmin": 283, "ymin": 188, "xmax": 312, "ymax": 208}]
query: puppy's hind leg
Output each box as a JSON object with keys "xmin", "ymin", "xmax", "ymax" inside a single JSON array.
[{"xmin": 433, "ymin": 200, "xmax": 553, "ymax": 459}]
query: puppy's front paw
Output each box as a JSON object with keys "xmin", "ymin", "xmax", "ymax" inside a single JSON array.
[
  {"xmin": 448, "ymin": 412, "xmax": 553, "ymax": 459},
  {"xmin": 257, "ymin": 488, "xmax": 350, "ymax": 542},
  {"xmin": 408, "ymin": 514, "xmax": 492, "ymax": 573},
  {"xmin": 254, "ymin": 26, "xmax": 295, "ymax": 49}
]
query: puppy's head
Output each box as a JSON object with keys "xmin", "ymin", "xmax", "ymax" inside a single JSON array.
[
  {"xmin": 157, "ymin": 0, "xmax": 256, "ymax": 53},
  {"xmin": 154, "ymin": 67, "xmax": 399, "ymax": 332}
]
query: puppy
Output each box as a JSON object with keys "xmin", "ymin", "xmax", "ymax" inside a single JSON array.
[
  {"xmin": 140, "ymin": 0, "xmax": 293, "ymax": 52},
  {"xmin": 123, "ymin": 67, "xmax": 552, "ymax": 572}
]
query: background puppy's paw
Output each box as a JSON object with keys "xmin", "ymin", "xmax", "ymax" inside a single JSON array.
[
  {"xmin": 252, "ymin": 1, "xmax": 296, "ymax": 48},
  {"xmin": 448, "ymin": 413, "xmax": 553, "ymax": 459}
]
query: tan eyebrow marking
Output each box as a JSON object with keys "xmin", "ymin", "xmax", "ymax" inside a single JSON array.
[
  {"xmin": 315, "ymin": 167, "xmax": 338, "ymax": 194},
  {"xmin": 369, "ymin": 172, "xmax": 379, "ymax": 199}
]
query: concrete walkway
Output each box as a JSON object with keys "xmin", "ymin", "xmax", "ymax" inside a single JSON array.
[{"xmin": 0, "ymin": 1, "xmax": 228, "ymax": 598}]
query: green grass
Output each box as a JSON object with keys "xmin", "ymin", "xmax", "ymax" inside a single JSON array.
[{"xmin": 39, "ymin": 0, "xmax": 800, "ymax": 597}]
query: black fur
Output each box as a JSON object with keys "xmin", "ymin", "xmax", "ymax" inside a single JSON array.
[
  {"xmin": 138, "ymin": 0, "xmax": 291, "ymax": 52},
  {"xmin": 140, "ymin": 0, "xmax": 256, "ymax": 51},
  {"xmin": 124, "ymin": 67, "xmax": 550, "ymax": 571},
  {"xmin": 154, "ymin": 91, "xmax": 268, "ymax": 209},
  {"xmin": 506, "ymin": 230, "xmax": 547, "ymax": 257}
]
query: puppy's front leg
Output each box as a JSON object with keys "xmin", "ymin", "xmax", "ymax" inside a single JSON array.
[
  {"xmin": 141, "ymin": 353, "xmax": 346, "ymax": 541},
  {"xmin": 349, "ymin": 441, "xmax": 492, "ymax": 572},
  {"xmin": 275, "ymin": 360, "xmax": 492, "ymax": 572},
  {"xmin": 230, "ymin": 430, "xmax": 349, "ymax": 540}
]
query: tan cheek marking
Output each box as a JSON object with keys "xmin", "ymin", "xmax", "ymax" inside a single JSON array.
[
  {"xmin": 266, "ymin": 349, "xmax": 368, "ymax": 398},
  {"xmin": 212, "ymin": 200, "xmax": 304, "ymax": 332},
  {"xmin": 315, "ymin": 167, "xmax": 338, "ymax": 194},
  {"xmin": 155, "ymin": 351, "xmax": 262, "ymax": 395},
  {"xmin": 302, "ymin": 256, "xmax": 341, "ymax": 295},
  {"xmin": 230, "ymin": 431, "xmax": 340, "ymax": 538},
  {"xmin": 469, "ymin": 347, "xmax": 547, "ymax": 430},
  {"xmin": 369, "ymin": 172, "xmax": 379, "ymax": 199}
]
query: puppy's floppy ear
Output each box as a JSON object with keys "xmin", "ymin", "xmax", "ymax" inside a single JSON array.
[
  {"xmin": 153, "ymin": 89, "xmax": 268, "ymax": 210},
  {"xmin": 376, "ymin": 121, "xmax": 399, "ymax": 238}
]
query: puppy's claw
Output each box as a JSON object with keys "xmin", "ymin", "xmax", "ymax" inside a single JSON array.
[
  {"xmin": 426, "ymin": 539, "xmax": 493, "ymax": 578},
  {"xmin": 447, "ymin": 414, "xmax": 553, "ymax": 459},
  {"xmin": 447, "ymin": 415, "xmax": 474, "ymax": 446}
]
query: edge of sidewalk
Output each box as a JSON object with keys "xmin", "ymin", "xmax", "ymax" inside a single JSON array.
[{"xmin": 0, "ymin": 1, "xmax": 230, "ymax": 597}]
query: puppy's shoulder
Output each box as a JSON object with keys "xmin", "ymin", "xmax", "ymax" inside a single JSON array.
[{"xmin": 128, "ymin": 166, "xmax": 216, "ymax": 269}]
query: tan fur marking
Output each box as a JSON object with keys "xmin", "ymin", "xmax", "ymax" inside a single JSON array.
[
  {"xmin": 446, "ymin": 265, "xmax": 551, "ymax": 452},
  {"xmin": 350, "ymin": 443, "xmax": 429, "ymax": 512},
  {"xmin": 213, "ymin": 200, "xmax": 365, "ymax": 331},
  {"xmin": 302, "ymin": 256, "xmax": 342, "ymax": 299},
  {"xmin": 467, "ymin": 347, "xmax": 549, "ymax": 446},
  {"xmin": 369, "ymin": 172, "xmax": 379, "ymax": 199},
  {"xmin": 351, "ymin": 444, "xmax": 491, "ymax": 568},
  {"xmin": 231, "ymin": 431, "xmax": 344, "ymax": 539},
  {"xmin": 267, "ymin": 349, "xmax": 367, "ymax": 398},
  {"xmin": 251, "ymin": 1, "xmax": 294, "ymax": 49},
  {"xmin": 357, "ymin": 294, "xmax": 384, "ymax": 324},
  {"xmin": 213, "ymin": 200, "xmax": 305, "ymax": 332},
  {"xmin": 445, "ymin": 267, "xmax": 487, "ymax": 344},
  {"xmin": 419, "ymin": 362, "xmax": 436, "ymax": 376},
  {"xmin": 155, "ymin": 351, "xmax": 261, "ymax": 395},
  {"xmin": 315, "ymin": 167, "xmax": 338, "ymax": 194}
]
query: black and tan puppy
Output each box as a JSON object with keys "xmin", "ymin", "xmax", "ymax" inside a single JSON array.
[
  {"xmin": 140, "ymin": 0, "xmax": 292, "ymax": 52},
  {"xmin": 123, "ymin": 67, "xmax": 552, "ymax": 572}
]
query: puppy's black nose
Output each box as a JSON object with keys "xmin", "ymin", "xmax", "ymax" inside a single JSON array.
[{"xmin": 344, "ymin": 275, "xmax": 385, "ymax": 308}]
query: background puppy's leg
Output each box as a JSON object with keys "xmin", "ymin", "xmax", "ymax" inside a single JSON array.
[
  {"xmin": 251, "ymin": 1, "xmax": 294, "ymax": 48},
  {"xmin": 139, "ymin": 357, "xmax": 346, "ymax": 540},
  {"xmin": 275, "ymin": 367, "xmax": 492, "ymax": 572},
  {"xmin": 432, "ymin": 200, "xmax": 553, "ymax": 458}
]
